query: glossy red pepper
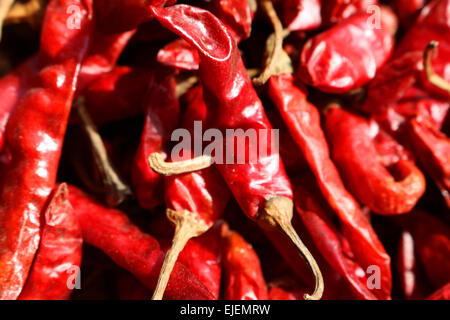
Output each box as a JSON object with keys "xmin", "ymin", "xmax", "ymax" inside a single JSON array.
[
  {"xmin": 67, "ymin": 185, "xmax": 215, "ymax": 300},
  {"xmin": 294, "ymin": 177, "xmax": 380, "ymax": 299},
  {"xmin": 221, "ymin": 223, "xmax": 269, "ymax": 300},
  {"xmin": 427, "ymin": 282, "xmax": 450, "ymax": 300},
  {"xmin": 18, "ymin": 184, "xmax": 82, "ymax": 300},
  {"xmin": 322, "ymin": 0, "xmax": 378, "ymax": 25},
  {"xmin": 297, "ymin": 12, "xmax": 394, "ymax": 93},
  {"xmin": 392, "ymin": 0, "xmax": 426, "ymax": 28},
  {"xmin": 150, "ymin": 4, "xmax": 324, "ymax": 299},
  {"xmin": 132, "ymin": 69, "xmax": 180, "ymax": 210},
  {"xmin": 324, "ymin": 106, "xmax": 425, "ymax": 215},
  {"xmin": 267, "ymin": 74, "xmax": 391, "ymax": 297},
  {"xmin": 280, "ymin": 0, "xmax": 322, "ymax": 31},
  {"xmin": 0, "ymin": 0, "xmax": 93, "ymax": 299}
]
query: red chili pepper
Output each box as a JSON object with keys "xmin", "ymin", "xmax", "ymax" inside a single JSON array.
[
  {"xmin": 0, "ymin": 0, "xmax": 93, "ymax": 300},
  {"xmin": 324, "ymin": 106, "xmax": 426, "ymax": 215},
  {"xmin": 159, "ymin": 226, "xmax": 223, "ymax": 299},
  {"xmin": 322, "ymin": 0, "xmax": 378, "ymax": 25},
  {"xmin": 66, "ymin": 185, "xmax": 215, "ymax": 300},
  {"xmin": 392, "ymin": 0, "xmax": 426, "ymax": 28},
  {"xmin": 395, "ymin": 210, "xmax": 450, "ymax": 290},
  {"xmin": 82, "ymin": 66, "xmax": 151, "ymax": 125},
  {"xmin": 221, "ymin": 222, "xmax": 269, "ymax": 300},
  {"xmin": 293, "ymin": 176, "xmax": 380, "ymax": 300},
  {"xmin": 157, "ymin": 38, "xmax": 200, "ymax": 71},
  {"xmin": 280, "ymin": 0, "xmax": 322, "ymax": 31},
  {"xmin": 408, "ymin": 118, "xmax": 450, "ymax": 206},
  {"xmin": 94, "ymin": 0, "xmax": 177, "ymax": 33},
  {"xmin": 297, "ymin": 11, "xmax": 394, "ymax": 93},
  {"xmin": 427, "ymin": 282, "xmax": 450, "ymax": 300},
  {"xmin": 18, "ymin": 184, "xmax": 82, "ymax": 300},
  {"xmin": 267, "ymin": 74, "xmax": 391, "ymax": 297},
  {"xmin": 132, "ymin": 69, "xmax": 180, "ymax": 210},
  {"xmin": 150, "ymin": 86, "xmax": 230, "ymax": 299},
  {"xmin": 150, "ymin": 4, "xmax": 324, "ymax": 300}
]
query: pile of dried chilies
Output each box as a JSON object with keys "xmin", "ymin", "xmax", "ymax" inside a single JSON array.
[{"xmin": 0, "ymin": 0, "xmax": 448, "ymax": 300}]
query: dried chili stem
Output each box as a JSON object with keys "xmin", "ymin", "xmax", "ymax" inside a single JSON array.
[
  {"xmin": 149, "ymin": 153, "xmax": 213, "ymax": 176},
  {"xmin": 261, "ymin": 196, "xmax": 324, "ymax": 300},
  {"xmin": 75, "ymin": 98, "xmax": 132, "ymax": 206},
  {"xmin": 4, "ymin": 0, "xmax": 45, "ymax": 28},
  {"xmin": 253, "ymin": 0, "xmax": 289, "ymax": 86},
  {"xmin": 176, "ymin": 74, "xmax": 198, "ymax": 97},
  {"xmin": 0, "ymin": 0, "xmax": 14, "ymax": 41},
  {"xmin": 424, "ymin": 41, "xmax": 450, "ymax": 95},
  {"xmin": 152, "ymin": 209, "xmax": 211, "ymax": 300}
]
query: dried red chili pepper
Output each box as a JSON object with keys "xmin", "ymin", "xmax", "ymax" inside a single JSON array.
[
  {"xmin": 0, "ymin": 0, "xmax": 93, "ymax": 299},
  {"xmin": 322, "ymin": 0, "xmax": 378, "ymax": 25},
  {"xmin": 297, "ymin": 11, "xmax": 394, "ymax": 93},
  {"xmin": 82, "ymin": 66, "xmax": 151, "ymax": 125},
  {"xmin": 18, "ymin": 184, "xmax": 82, "ymax": 300},
  {"xmin": 94, "ymin": 0, "xmax": 176, "ymax": 33},
  {"xmin": 159, "ymin": 226, "xmax": 223, "ymax": 299},
  {"xmin": 293, "ymin": 176, "xmax": 379, "ymax": 300},
  {"xmin": 132, "ymin": 69, "xmax": 180, "ymax": 210},
  {"xmin": 267, "ymin": 74, "xmax": 391, "ymax": 297},
  {"xmin": 392, "ymin": 0, "xmax": 425, "ymax": 28},
  {"xmin": 221, "ymin": 222, "xmax": 269, "ymax": 300},
  {"xmin": 324, "ymin": 106, "xmax": 425, "ymax": 215},
  {"xmin": 280, "ymin": 0, "xmax": 322, "ymax": 31},
  {"xmin": 157, "ymin": 38, "xmax": 200, "ymax": 71},
  {"xmin": 150, "ymin": 4, "xmax": 324, "ymax": 300},
  {"xmin": 67, "ymin": 185, "xmax": 215, "ymax": 300},
  {"xmin": 427, "ymin": 282, "xmax": 450, "ymax": 300}
]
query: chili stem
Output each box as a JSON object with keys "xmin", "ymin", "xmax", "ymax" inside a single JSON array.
[
  {"xmin": 0, "ymin": 0, "xmax": 14, "ymax": 41},
  {"xmin": 261, "ymin": 197, "xmax": 324, "ymax": 300},
  {"xmin": 149, "ymin": 152, "xmax": 213, "ymax": 176},
  {"xmin": 152, "ymin": 209, "xmax": 211, "ymax": 300},
  {"xmin": 424, "ymin": 41, "xmax": 450, "ymax": 95},
  {"xmin": 75, "ymin": 98, "xmax": 132, "ymax": 206},
  {"xmin": 253, "ymin": 0, "xmax": 287, "ymax": 85}
]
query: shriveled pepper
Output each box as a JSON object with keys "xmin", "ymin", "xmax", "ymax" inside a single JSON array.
[
  {"xmin": 267, "ymin": 74, "xmax": 391, "ymax": 298},
  {"xmin": 67, "ymin": 185, "xmax": 215, "ymax": 300},
  {"xmin": 221, "ymin": 222, "xmax": 269, "ymax": 300},
  {"xmin": 0, "ymin": 0, "xmax": 93, "ymax": 299},
  {"xmin": 150, "ymin": 4, "xmax": 324, "ymax": 300},
  {"xmin": 322, "ymin": 0, "xmax": 378, "ymax": 25},
  {"xmin": 280, "ymin": 0, "xmax": 322, "ymax": 31},
  {"xmin": 297, "ymin": 11, "xmax": 394, "ymax": 93},
  {"xmin": 324, "ymin": 106, "xmax": 425, "ymax": 215},
  {"xmin": 19, "ymin": 184, "xmax": 82, "ymax": 300}
]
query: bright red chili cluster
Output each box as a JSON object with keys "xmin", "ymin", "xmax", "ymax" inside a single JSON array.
[{"xmin": 0, "ymin": 0, "xmax": 448, "ymax": 301}]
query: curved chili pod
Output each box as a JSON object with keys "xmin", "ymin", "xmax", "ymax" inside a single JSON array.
[
  {"xmin": 392, "ymin": 0, "xmax": 425, "ymax": 28},
  {"xmin": 19, "ymin": 184, "xmax": 82, "ymax": 300},
  {"xmin": 0, "ymin": 0, "xmax": 93, "ymax": 300},
  {"xmin": 324, "ymin": 106, "xmax": 425, "ymax": 215},
  {"xmin": 322, "ymin": 0, "xmax": 378, "ymax": 25},
  {"xmin": 150, "ymin": 5, "xmax": 323, "ymax": 300},
  {"xmin": 294, "ymin": 180, "xmax": 379, "ymax": 300},
  {"xmin": 267, "ymin": 74, "xmax": 391, "ymax": 298},
  {"xmin": 297, "ymin": 12, "xmax": 394, "ymax": 93},
  {"xmin": 67, "ymin": 185, "xmax": 215, "ymax": 300},
  {"xmin": 408, "ymin": 118, "xmax": 450, "ymax": 207},
  {"xmin": 132, "ymin": 70, "xmax": 180, "ymax": 210},
  {"xmin": 157, "ymin": 39, "xmax": 200, "ymax": 71},
  {"xmin": 221, "ymin": 223, "xmax": 269, "ymax": 300}
]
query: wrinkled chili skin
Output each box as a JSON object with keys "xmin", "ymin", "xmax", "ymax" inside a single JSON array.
[
  {"xmin": 221, "ymin": 225, "xmax": 269, "ymax": 300},
  {"xmin": 294, "ymin": 179, "xmax": 378, "ymax": 300},
  {"xmin": 267, "ymin": 74, "xmax": 391, "ymax": 298},
  {"xmin": 408, "ymin": 119, "xmax": 450, "ymax": 207},
  {"xmin": 19, "ymin": 184, "xmax": 82, "ymax": 300},
  {"xmin": 132, "ymin": 70, "xmax": 180, "ymax": 210},
  {"xmin": 67, "ymin": 185, "xmax": 215, "ymax": 300},
  {"xmin": 324, "ymin": 106, "xmax": 425, "ymax": 215},
  {"xmin": 322, "ymin": 0, "xmax": 378, "ymax": 25},
  {"xmin": 280, "ymin": 0, "xmax": 322, "ymax": 31},
  {"xmin": 0, "ymin": 0, "xmax": 93, "ymax": 300},
  {"xmin": 297, "ymin": 12, "xmax": 394, "ymax": 93},
  {"xmin": 151, "ymin": 5, "xmax": 293, "ymax": 219}
]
